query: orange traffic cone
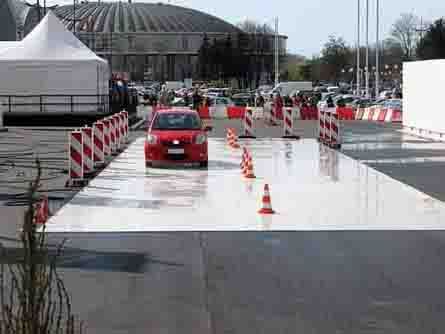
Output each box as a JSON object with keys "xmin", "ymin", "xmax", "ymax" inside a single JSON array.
[
  {"xmin": 226, "ymin": 128, "xmax": 232, "ymax": 143},
  {"xmin": 241, "ymin": 147, "xmax": 249, "ymax": 173},
  {"xmin": 229, "ymin": 131, "xmax": 240, "ymax": 149},
  {"xmin": 258, "ymin": 184, "xmax": 275, "ymax": 214},
  {"xmin": 34, "ymin": 196, "xmax": 49, "ymax": 225},
  {"xmin": 244, "ymin": 154, "xmax": 256, "ymax": 179}
]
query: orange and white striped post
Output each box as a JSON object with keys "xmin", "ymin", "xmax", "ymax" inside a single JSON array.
[
  {"xmin": 82, "ymin": 126, "xmax": 94, "ymax": 175},
  {"xmin": 68, "ymin": 130, "xmax": 84, "ymax": 186},
  {"xmin": 93, "ymin": 121, "xmax": 105, "ymax": 166},
  {"xmin": 240, "ymin": 106, "xmax": 256, "ymax": 139}
]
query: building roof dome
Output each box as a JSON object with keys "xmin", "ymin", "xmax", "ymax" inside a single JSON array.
[{"xmin": 54, "ymin": 1, "xmax": 242, "ymax": 34}]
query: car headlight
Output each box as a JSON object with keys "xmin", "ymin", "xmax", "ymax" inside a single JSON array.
[
  {"xmin": 147, "ymin": 134, "xmax": 158, "ymax": 144},
  {"xmin": 195, "ymin": 133, "xmax": 207, "ymax": 145}
]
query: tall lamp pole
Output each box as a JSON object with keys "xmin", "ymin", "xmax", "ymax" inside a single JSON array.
[
  {"xmin": 365, "ymin": 0, "xmax": 369, "ymax": 98},
  {"xmin": 274, "ymin": 17, "xmax": 279, "ymax": 87},
  {"xmin": 375, "ymin": 0, "xmax": 380, "ymax": 98},
  {"xmin": 356, "ymin": 0, "xmax": 361, "ymax": 96}
]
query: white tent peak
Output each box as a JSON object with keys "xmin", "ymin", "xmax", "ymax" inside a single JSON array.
[{"xmin": 0, "ymin": 11, "xmax": 106, "ymax": 63}]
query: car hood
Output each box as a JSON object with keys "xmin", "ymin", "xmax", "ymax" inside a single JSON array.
[{"xmin": 150, "ymin": 130, "xmax": 202, "ymax": 142}]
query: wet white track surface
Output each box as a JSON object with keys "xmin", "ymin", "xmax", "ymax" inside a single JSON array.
[{"xmin": 46, "ymin": 137, "xmax": 445, "ymax": 232}]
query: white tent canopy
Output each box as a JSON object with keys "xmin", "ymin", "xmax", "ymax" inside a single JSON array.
[
  {"xmin": 0, "ymin": 11, "xmax": 109, "ymax": 113},
  {"xmin": 0, "ymin": 42, "xmax": 20, "ymax": 53}
]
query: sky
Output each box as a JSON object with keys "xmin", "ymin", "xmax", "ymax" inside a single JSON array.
[{"xmin": 47, "ymin": 0, "xmax": 445, "ymax": 57}]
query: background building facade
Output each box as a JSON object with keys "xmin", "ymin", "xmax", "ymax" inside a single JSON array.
[{"xmin": 2, "ymin": 1, "xmax": 287, "ymax": 84}]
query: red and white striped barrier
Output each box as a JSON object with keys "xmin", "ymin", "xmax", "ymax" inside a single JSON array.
[
  {"xmin": 93, "ymin": 121, "xmax": 105, "ymax": 166},
  {"xmin": 112, "ymin": 115, "xmax": 121, "ymax": 151},
  {"xmin": 282, "ymin": 107, "xmax": 300, "ymax": 139},
  {"xmin": 355, "ymin": 107, "xmax": 402, "ymax": 123},
  {"xmin": 119, "ymin": 112, "xmax": 126, "ymax": 145},
  {"xmin": 240, "ymin": 106, "xmax": 256, "ymax": 138},
  {"xmin": 330, "ymin": 112, "xmax": 341, "ymax": 149},
  {"xmin": 324, "ymin": 108, "xmax": 334, "ymax": 144},
  {"xmin": 355, "ymin": 108, "xmax": 365, "ymax": 120},
  {"xmin": 121, "ymin": 110, "xmax": 129, "ymax": 142},
  {"xmin": 109, "ymin": 116, "xmax": 117, "ymax": 154},
  {"xmin": 103, "ymin": 118, "xmax": 111, "ymax": 157},
  {"xmin": 320, "ymin": 108, "xmax": 341, "ymax": 149},
  {"xmin": 82, "ymin": 127, "xmax": 94, "ymax": 175},
  {"xmin": 69, "ymin": 130, "xmax": 84, "ymax": 184},
  {"xmin": 318, "ymin": 108, "xmax": 325, "ymax": 142}
]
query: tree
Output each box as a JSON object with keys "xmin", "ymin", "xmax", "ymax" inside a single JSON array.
[
  {"xmin": 320, "ymin": 36, "xmax": 351, "ymax": 83},
  {"xmin": 390, "ymin": 13, "xmax": 419, "ymax": 60},
  {"xmin": 282, "ymin": 54, "xmax": 306, "ymax": 81},
  {"xmin": 299, "ymin": 64, "xmax": 313, "ymax": 81},
  {"xmin": 417, "ymin": 18, "xmax": 445, "ymax": 60},
  {"xmin": 0, "ymin": 161, "xmax": 83, "ymax": 334}
]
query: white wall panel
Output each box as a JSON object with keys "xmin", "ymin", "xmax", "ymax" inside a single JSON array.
[{"xmin": 404, "ymin": 60, "xmax": 445, "ymax": 133}]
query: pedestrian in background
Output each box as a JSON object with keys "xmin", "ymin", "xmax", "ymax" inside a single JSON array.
[{"xmin": 192, "ymin": 89, "xmax": 201, "ymax": 110}]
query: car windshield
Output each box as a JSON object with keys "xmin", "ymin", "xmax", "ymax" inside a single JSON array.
[{"xmin": 152, "ymin": 113, "xmax": 202, "ymax": 130}]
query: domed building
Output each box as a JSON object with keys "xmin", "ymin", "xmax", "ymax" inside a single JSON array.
[
  {"xmin": 2, "ymin": 0, "xmax": 287, "ymax": 83},
  {"xmin": 0, "ymin": 0, "xmax": 40, "ymax": 41}
]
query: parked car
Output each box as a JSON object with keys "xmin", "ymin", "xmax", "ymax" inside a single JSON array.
[
  {"xmin": 207, "ymin": 96, "xmax": 234, "ymax": 107},
  {"xmin": 144, "ymin": 109, "xmax": 209, "ymax": 168}
]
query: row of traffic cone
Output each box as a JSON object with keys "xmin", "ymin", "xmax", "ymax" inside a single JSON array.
[
  {"xmin": 225, "ymin": 127, "xmax": 275, "ymax": 215},
  {"xmin": 240, "ymin": 146, "xmax": 275, "ymax": 215}
]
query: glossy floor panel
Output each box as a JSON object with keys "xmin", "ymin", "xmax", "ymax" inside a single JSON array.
[{"xmin": 45, "ymin": 138, "xmax": 445, "ymax": 232}]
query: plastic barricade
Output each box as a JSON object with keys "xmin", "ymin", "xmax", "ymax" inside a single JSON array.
[
  {"xmin": 274, "ymin": 106, "xmax": 284, "ymax": 120},
  {"xmin": 300, "ymin": 106, "xmax": 309, "ymax": 120},
  {"xmin": 391, "ymin": 110, "xmax": 403, "ymax": 123},
  {"xmin": 310, "ymin": 106, "xmax": 318, "ymax": 120},
  {"xmin": 227, "ymin": 106, "xmax": 246, "ymax": 119},
  {"xmin": 377, "ymin": 109, "xmax": 387, "ymax": 122},
  {"xmin": 198, "ymin": 106, "xmax": 210, "ymax": 119},
  {"xmin": 336, "ymin": 107, "xmax": 355, "ymax": 120}
]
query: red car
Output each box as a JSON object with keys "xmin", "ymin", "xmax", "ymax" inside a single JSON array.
[{"xmin": 145, "ymin": 109, "xmax": 209, "ymax": 167}]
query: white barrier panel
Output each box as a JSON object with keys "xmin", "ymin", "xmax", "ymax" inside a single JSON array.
[
  {"xmin": 210, "ymin": 105, "xmax": 228, "ymax": 119},
  {"xmin": 404, "ymin": 60, "xmax": 445, "ymax": 134}
]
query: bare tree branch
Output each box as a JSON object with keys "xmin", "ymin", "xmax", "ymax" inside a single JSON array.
[
  {"xmin": 0, "ymin": 160, "xmax": 84, "ymax": 333},
  {"xmin": 390, "ymin": 13, "xmax": 419, "ymax": 60}
]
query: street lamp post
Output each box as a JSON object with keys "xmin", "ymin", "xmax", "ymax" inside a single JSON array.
[
  {"xmin": 375, "ymin": 0, "xmax": 380, "ymax": 98},
  {"xmin": 356, "ymin": 0, "xmax": 361, "ymax": 96},
  {"xmin": 365, "ymin": 0, "xmax": 369, "ymax": 98},
  {"xmin": 274, "ymin": 17, "xmax": 279, "ymax": 87}
]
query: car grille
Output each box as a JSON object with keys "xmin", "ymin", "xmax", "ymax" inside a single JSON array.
[{"xmin": 167, "ymin": 153, "xmax": 187, "ymax": 161}]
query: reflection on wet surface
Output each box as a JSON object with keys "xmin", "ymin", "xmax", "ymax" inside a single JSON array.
[{"xmin": 45, "ymin": 138, "xmax": 445, "ymax": 232}]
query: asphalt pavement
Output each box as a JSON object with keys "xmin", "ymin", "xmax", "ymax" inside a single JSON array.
[{"xmin": 2, "ymin": 119, "xmax": 445, "ymax": 333}]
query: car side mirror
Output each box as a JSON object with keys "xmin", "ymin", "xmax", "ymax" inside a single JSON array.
[{"xmin": 203, "ymin": 125, "xmax": 213, "ymax": 132}]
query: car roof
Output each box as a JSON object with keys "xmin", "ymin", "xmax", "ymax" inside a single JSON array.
[{"xmin": 155, "ymin": 108, "xmax": 198, "ymax": 114}]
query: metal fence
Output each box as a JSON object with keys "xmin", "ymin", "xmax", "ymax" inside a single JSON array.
[{"xmin": 0, "ymin": 95, "xmax": 110, "ymax": 114}]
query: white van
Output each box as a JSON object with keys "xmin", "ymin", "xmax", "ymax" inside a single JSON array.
[
  {"xmin": 272, "ymin": 81, "xmax": 313, "ymax": 96},
  {"xmin": 165, "ymin": 81, "xmax": 185, "ymax": 91}
]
